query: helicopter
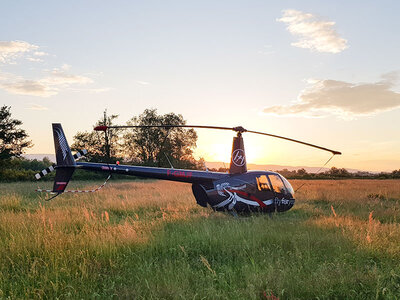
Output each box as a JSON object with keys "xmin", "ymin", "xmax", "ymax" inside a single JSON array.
[{"xmin": 35, "ymin": 123, "xmax": 341, "ymax": 213}]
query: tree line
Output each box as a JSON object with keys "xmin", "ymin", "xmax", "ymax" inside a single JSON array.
[
  {"xmin": 209, "ymin": 166, "xmax": 400, "ymax": 179},
  {"xmin": 70, "ymin": 108, "xmax": 204, "ymax": 169},
  {"xmin": 274, "ymin": 167, "xmax": 400, "ymax": 179},
  {"xmin": 0, "ymin": 106, "xmax": 204, "ymax": 181},
  {"xmin": 0, "ymin": 104, "xmax": 399, "ymax": 181}
]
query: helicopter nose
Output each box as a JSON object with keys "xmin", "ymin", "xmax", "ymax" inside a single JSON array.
[{"xmin": 275, "ymin": 198, "xmax": 295, "ymax": 212}]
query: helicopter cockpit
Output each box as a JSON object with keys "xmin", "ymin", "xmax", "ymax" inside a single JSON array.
[
  {"xmin": 255, "ymin": 173, "xmax": 295, "ymax": 212},
  {"xmin": 256, "ymin": 173, "xmax": 294, "ymax": 199}
]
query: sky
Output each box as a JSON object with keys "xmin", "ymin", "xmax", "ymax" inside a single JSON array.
[{"xmin": 1, "ymin": 0, "xmax": 399, "ymax": 172}]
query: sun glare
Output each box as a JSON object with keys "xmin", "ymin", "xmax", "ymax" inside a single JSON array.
[
  {"xmin": 194, "ymin": 138, "xmax": 266, "ymax": 164},
  {"xmin": 195, "ymin": 143, "xmax": 231, "ymax": 162}
]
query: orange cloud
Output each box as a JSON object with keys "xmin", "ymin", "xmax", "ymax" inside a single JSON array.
[{"xmin": 263, "ymin": 73, "xmax": 400, "ymax": 118}]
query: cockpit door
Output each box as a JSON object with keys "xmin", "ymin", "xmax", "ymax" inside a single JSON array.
[
  {"xmin": 253, "ymin": 175, "xmax": 275, "ymax": 211},
  {"xmin": 268, "ymin": 174, "xmax": 286, "ymax": 197},
  {"xmin": 268, "ymin": 174, "xmax": 289, "ymax": 212},
  {"xmin": 255, "ymin": 175, "xmax": 275, "ymax": 199}
]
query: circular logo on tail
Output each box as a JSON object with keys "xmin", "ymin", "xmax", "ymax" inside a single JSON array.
[{"xmin": 232, "ymin": 149, "xmax": 246, "ymax": 167}]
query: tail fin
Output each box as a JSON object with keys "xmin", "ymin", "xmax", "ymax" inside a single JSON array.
[
  {"xmin": 53, "ymin": 123, "xmax": 75, "ymax": 166},
  {"xmin": 52, "ymin": 123, "xmax": 76, "ymax": 193}
]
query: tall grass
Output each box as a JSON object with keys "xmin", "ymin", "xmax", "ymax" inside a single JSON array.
[{"xmin": 0, "ymin": 179, "xmax": 399, "ymax": 299}]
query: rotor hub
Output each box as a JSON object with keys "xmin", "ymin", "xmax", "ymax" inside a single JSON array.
[{"xmin": 232, "ymin": 126, "xmax": 247, "ymax": 133}]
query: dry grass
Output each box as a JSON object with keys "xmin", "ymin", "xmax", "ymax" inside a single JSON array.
[
  {"xmin": 293, "ymin": 179, "xmax": 400, "ymax": 203},
  {"xmin": 0, "ymin": 179, "xmax": 399, "ymax": 299},
  {"xmin": 0, "ymin": 181, "xmax": 212, "ymax": 254},
  {"xmin": 311, "ymin": 213, "xmax": 400, "ymax": 257},
  {"xmin": 0, "ymin": 180, "xmax": 215, "ymax": 298},
  {"xmin": 290, "ymin": 179, "xmax": 400, "ymax": 258}
]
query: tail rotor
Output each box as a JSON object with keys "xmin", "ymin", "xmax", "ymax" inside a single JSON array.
[{"xmin": 35, "ymin": 124, "xmax": 110, "ymax": 199}]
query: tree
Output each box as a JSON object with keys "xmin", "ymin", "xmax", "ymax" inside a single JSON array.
[
  {"xmin": 123, "ymin": 109, "xmax": 201, "ymax": 169},
  {"xmin": 326, "ymin": 167, "xmax": 350, "ymax": 178},
  {"xmin": 0, "ymin": 105, "xmax": 32, "ymax": 162},
  {"xmin": 71, "ymin": 110, "xmax": 122, "ymax": 163},
  {"xmin": 391, "ymin": 169, "xmax": 400, "ymax": 179},
  {"xmin": 296, "ymin": 168, "xmax": 307, "ymax": 176}
]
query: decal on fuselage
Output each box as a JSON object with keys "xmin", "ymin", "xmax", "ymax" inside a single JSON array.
[
  {"xmin": 216, "ymin": 182, "xmax": 246, "ymax": 196},
  {"xmin": 214, "ymin": 182, "xmax": 273, "ymax": 210},
  {"xmin": 167, "ymin": 170, "xmax": 193, "ymax": 178},
  {"xmin": 275, "ymin": 198, "xmax": 295, "ymax": 206}
]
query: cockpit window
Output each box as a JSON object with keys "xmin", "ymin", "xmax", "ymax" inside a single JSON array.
[
  {"xmin": 268, "ymin": 174, "xmax": 287, "ymax": 194},
  {"xmin": 256, "ymin": 175, "xmax": 272, "ymax": 191},
  {"xmin": 280, "ymin": 175, "xmax": 294, "ymax": 196}
]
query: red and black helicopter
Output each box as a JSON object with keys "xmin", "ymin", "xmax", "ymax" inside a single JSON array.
[{"xmin": 35, "ymin": 124, "xmax": 341, "ymax": 214}]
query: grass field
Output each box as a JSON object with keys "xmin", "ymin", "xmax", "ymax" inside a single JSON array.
[{"xmin": 0, "ymin": 179, "xmax": 400, "ymax": 299}]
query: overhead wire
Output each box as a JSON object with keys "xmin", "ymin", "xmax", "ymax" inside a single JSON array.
[{"xmin": 294, "ymin": 153, "xmax": 337, "ymax": 193}]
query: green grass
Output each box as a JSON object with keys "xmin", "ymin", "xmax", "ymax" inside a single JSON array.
[{"xmin": 0, "ymin": 180, "xmax": 400, "ymax": 299}]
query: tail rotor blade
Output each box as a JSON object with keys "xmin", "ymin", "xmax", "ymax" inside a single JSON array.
[
  {"xmin": 34, "ymin": 149, "xmax": 88, "ymax": 180},
  {"xmin": 73, "ymin": 149, "xmax": 88, "ymax": 160},
  {"xmin": 35, "ymin": 164, "xmax": 56, "ymax": 180}
]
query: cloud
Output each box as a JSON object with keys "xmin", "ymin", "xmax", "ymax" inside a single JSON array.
[
  {"xmin": 0, "ymin": 80, "xmax": 57, "ymax": 97},
  {"xmin": 27, "ymin": 103, "xmax": 48, "ymax": 111},
  {"xmin": 41, "ymin": 68, "xmax": 93, "ymax": 86},
  {"xmin": 0, "ymin": 40, "xmax": 105, "ymax": 97},
  {"xmin": 0, "ymin": 67, "xmax": 93, "ymax": 97},
  {"xmin": 263, "ymin": 73, "xmax": 400, "ymax": 119},
  {"xmin": 33, "ymin": 51, "xmax": 48, "ymax": 57},
  {"xmin": 69, "ymin": 87, "xmax": 112, "ymax": 93},
  {"xmin": 277, "ymin": 9, "xmax": 348, "ymax": 53},
  {"xmin": 26, "ymin": 51, "xmax": 49, "ymax": 62},
  {"xmin": 27, "ymin": 57, "xmax": 43, "ymax": 62},
  {"xmin": 0, "ymin": 41, "xmax": 39, "ymax": 63},
  {"xmin": 135, "ymin": 80, "xmax": 150, "ymax": 85}
]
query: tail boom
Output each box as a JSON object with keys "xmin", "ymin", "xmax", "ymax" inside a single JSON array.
[{"xmin": 76, "ymin": 162, "xmax": 225, "ymax": 184}]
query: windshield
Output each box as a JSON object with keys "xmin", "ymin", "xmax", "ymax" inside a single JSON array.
[
  {"xmin": 268, "ymin": 174, "xmax": 287, "ymax": 194},
  {"xmin": 280, "ymin": 175, "xmax": 294, "ymax": 197}
]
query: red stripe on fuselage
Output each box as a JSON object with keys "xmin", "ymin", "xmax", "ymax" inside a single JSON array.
[{"xmin": 228, "ymin": 189, "xmax": 267, "ymax": 208}]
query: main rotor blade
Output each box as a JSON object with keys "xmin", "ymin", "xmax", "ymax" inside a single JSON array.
[
  {"xmin": 94, "ymin": 124, "xmax": 236, "ymax": 131},
  {"xmin": 246, "ymin": 130, "xmax": 341, "ymax": 155},
  {"xmin": 94, "ymin": 124, "xmax": 341, "ymax": 155}
]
